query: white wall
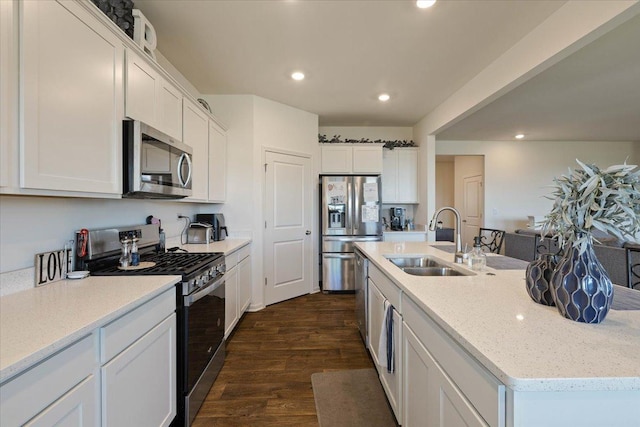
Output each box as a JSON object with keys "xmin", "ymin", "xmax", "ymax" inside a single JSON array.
[
  {"xmin": 0, "ymin": 195, "xmax": 201, "ymax": 273},
  {"xmin": 205, "ymin": 95, "xmax": 319, "ymax": 309},
  {"xmin": 437, "ymin": 140, "xmax": 638, "ymax": 232}
]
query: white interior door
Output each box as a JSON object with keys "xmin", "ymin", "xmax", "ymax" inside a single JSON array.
[
  {"xmin": 264, "ymin": 150, "xmax": 312, "ymax": 305},
  {"xmin": 461, "ymin": 175, "xmax": 483, "ymax": 249}
]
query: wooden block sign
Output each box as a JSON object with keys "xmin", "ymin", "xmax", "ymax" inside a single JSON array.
[{"xmin": 35, "ymin": 248, "xmax": 72, "ymax": 286}]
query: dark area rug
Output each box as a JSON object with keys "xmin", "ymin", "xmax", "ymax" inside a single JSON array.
[{"xmin": 311, "ymin": 368, "xmax": 397, "ymax": 427}]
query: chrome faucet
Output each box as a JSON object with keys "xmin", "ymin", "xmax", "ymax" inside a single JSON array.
[{"xmin": 429, "ymin": 207, "xmax": 465, "ymax": 264}]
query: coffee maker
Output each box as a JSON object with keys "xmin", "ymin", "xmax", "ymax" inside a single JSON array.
[
  {"xmin": 389, "ymin": 207, "xmax": 406, "ymax": 231},
  {"xmin": 195, "ymin": 213, "xmax": 228, "ymax": 241}
]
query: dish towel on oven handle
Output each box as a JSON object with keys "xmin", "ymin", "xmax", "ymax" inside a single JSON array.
[{"xmin": 377, "ymin": 300, "xmax": 395, "ymax": 374}]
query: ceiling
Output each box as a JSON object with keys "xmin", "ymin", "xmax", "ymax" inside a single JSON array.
[
  {"xmin": 438, "ymin": 12, "xmax": 640, "ymax": 142},
  {"xmin": 133, "ymin": 0, "xmax": 639, "ymax": 141}
]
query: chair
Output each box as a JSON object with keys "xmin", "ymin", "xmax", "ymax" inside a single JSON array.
[
  {"xmin": 478, "ymin": 228, "xmax": 505, "ymax": 254},
  {"xmin": 626, "ymin": 245, "xmax": 640, "ymax": 290}
]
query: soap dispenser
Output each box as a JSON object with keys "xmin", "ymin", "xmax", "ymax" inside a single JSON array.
[{"xmin": 469, "ymin": 236, "xmax": 487, "ymax": 271}]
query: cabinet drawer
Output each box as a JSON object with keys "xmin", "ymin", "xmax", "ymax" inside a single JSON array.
[
  {"xmin": 0, "ymin": 334, "xmax": 96, "ymax": 426},
  {"xmin": 100, "ymin": 287, "xmax": 175, "ymax": 364},
  {"xmin": 236, "ymin": 244, "xmax": 251, "ymax": 262},
  {"xmin": 403, "ymin": 296, "xmax": 505, "ymax": 427},
  {"xmin": 369, "ymin": 263, "xmax": 401, "ymax": 310}
]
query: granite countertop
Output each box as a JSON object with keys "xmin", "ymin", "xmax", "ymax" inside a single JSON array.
[
  {"xmin": 355, "ymin": 241, "xmax": 640, "ymax": 392},
  {"xmin": 0, "ymin": 275, "xmax": 180, "ymax": 383}
]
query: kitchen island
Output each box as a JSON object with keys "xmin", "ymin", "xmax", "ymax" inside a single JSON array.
[{"xmin": 356, "ymin": 241, "xmax": 640, "ymax": 427}]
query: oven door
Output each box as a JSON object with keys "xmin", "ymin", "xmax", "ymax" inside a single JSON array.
[{"xmin": 182, "ymin": 275, "xmax": 225, "ymax": 425}]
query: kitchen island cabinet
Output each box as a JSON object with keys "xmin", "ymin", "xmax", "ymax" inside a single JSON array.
[{"xmin": 356, "ymin": 241, "xmax": 640, "ymax": 427}]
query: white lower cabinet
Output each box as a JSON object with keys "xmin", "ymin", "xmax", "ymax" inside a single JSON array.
[
  {"xmin": 25, "ymin": 375, "xmax": 98, "ymax": 427},
  {"xmin": 402, "ymin": 296, "xmax": 505, "ymax": 427},
  {"xmin": 101, "ymin": 314, "xmax": 176, "ymax": 427},
  {"xmin": 224, "ymin": 244, "xmax": 252, "ymax": 338},
  {"xmin": 368, "ymin": 276, "xmax": 402, "ymax": 424},
  {"xmin": 403, "ymin": 323, "xmax": 487, "ymax": 427},
  {"xmin": 0, "ymin": 334, "xmax": 97, "ymax": 427},
  {"xmin": 224, "ymin": 265, "xmax": 239, "ymax": 338},
  {"xmin": 238, "ymin": 254, "xmax": 252, "ymax": 314},
  {"xmin": 0, "ymin": 287, "xmax": 177, "ymax": 427}
]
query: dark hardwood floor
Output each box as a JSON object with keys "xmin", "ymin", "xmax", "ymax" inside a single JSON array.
[{"xmin": 192, "ymin": 292, "xmax": 375, "ymax": 426}]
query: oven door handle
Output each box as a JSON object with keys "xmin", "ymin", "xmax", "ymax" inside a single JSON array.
[{"xmin": 184, "ymin": 275, "xmax": 224, "ymax": 307}]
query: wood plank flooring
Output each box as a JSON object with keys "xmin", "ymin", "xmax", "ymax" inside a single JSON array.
[{"xmin": 192, "ymin": 292, "xmax": 375, "ymax": 426}]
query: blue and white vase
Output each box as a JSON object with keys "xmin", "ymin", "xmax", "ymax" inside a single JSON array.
[
  {"xmin": 525, "ymin": 253, "xmax": 557, "ymax": 306},
  {"xmin": 551, "ymin": 237, "xmax": 613, "ymax": 323}
]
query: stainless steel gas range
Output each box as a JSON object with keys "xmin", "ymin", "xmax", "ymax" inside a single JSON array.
[{"xmin": 76, "ymin": 224, "xmax": 225, "ymax": 427}]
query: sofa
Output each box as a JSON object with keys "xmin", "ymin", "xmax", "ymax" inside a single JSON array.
[{"xmin": 505, "ymin": 229, "xmax": 629, "ymax": 287}]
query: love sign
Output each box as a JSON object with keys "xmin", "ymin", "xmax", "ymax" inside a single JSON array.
[{"xmin": 35, "ymin": 248, "xmax": 72, "ymax": 286}]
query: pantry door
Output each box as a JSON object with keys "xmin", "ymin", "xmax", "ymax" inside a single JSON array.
[{"xmin": 264, "ymin": 150, "xmax": 313, "ymax": 305}]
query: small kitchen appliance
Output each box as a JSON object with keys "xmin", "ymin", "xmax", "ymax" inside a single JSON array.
[
  {"xmin": 187, "ymin": 222, "xmax": 213, "ymax": 244},
  {"xmin": 76, "ymin": 224, "xmax": 226, "ymax": 426},
  {"xmin": 122, "ymin": 120, "xmax": 193, "ymax": 199},
  {"xmin": 389, "ymin": 207, "xmax": 406, "ymax": 231},
  {"xmin": 196, "ymin": 213, "xmax": 228, "ymax": 241}
]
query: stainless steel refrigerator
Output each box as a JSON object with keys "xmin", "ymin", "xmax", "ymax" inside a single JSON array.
[{"xmin": 321, "ymin": 175, "xmax": 383, "ymax": 291}]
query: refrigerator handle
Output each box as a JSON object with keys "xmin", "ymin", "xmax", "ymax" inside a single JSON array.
[
  {"xmin": 353, "ymin": 178, "xmax": 359, "ymax": 233},
  {"xmin": 346, "ymin": 179, "xmax": 353, "ymax": 233}
]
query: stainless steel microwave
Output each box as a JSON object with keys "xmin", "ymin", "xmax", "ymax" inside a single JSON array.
[{"xmin": 123, "ymin": 120, "xmax": 193, "ymax": 199}]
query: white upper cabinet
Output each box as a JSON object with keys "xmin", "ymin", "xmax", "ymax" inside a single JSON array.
[
  {"xmin": 125, "ymin": 49, "xmax": 183, "ymax": 141},
  {"xmin": 1, "ymin": 0, "xmax": 16, "ymax": 189},
  {"xmin": 183, "ymin": 98, "xmax": 209, "ymax": 201},
  {"xmin": 382, "ymin": 148, "xmax": 418, "ymax": 203},
  {"xmin": 20, "ymin": 0, "xmax": 123, "ymax": 195},
  {"xmin": 321, "ymin": 144, "xmax": 383, "ymax": 174},
  {"xmin": 208, "ymin": 120, "xmax": 227, "ymax": 203},
  {"xmin": 158, "ymin": 79, "xmax": 183, "ymax": 141}
]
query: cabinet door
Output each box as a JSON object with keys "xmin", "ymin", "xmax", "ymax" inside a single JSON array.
[
  {"xmin": 101, "ymin": 314, "xmax": 176, "ymax": 427},
  {"xmin": 353, "ymin": 145, "xmax": 383, "ymax": 174},
  {"xmin": 238, "ymin": 255, "xmax": 252, "ymax": 314},
  {"xmin": 321, "ymin": 145, "xmax": 353, "ymax": 173},
  {"xmin": 21, "ymin": 0, "xmax": 123, "ymax": 194},
  {"xmin": 208, "ymin": 120, "xmax": 227, "ymax": 202},
  {"xmin": 397, "ymin": 149, "xmax": 418, "ymax": 203},
  {"xmin": 381, "ymin": 149, "xmax": 397, "ymax": 202},
  {"xmin": 125, "ymin": 49, "xmax": 158, "ymax": 126},
  {"xmin": 183, "ymin": 99, "xmax": 209, "ymax": 201},
  {"xmin": 379, "ymin": 306, "xmax": 402, "ymax": 424},
  {"xmin": 25, "ymin": 375, "xmax": 98, "ymax": 427},
  {"xmin": 367, "ymin": 279, "xmax": 385, "ymax": 367},
  {"xmin": 224, "ymin": 266, "xmax": 239, "ymax": 338},
  {"xmin": 1, "ymin": 0, "xmax": 16, "ymax": 188},
  {"xmin": 158, "ymin": 79, "xmax": 183, "ymax": 141},
  {"xmin": 403, "ymin": 323, "xmax": 434, "ymax": 427}
]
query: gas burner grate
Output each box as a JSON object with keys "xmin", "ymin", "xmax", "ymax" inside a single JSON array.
[{"xmin": 90, "ymin": 252, "xmax": 223, "ymax": 278}]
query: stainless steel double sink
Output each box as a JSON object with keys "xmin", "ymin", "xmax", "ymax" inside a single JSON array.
[{"xmin": 385, "ymin": 255, "xmax": 474, "ymax": 277}]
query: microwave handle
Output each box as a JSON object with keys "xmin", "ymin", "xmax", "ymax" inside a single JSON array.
[{"xmin": 178, "ymin": 153, "xmax": 193, "ymax": 188}]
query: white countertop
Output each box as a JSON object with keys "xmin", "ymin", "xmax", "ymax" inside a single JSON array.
[
  {"xmin": 0, "ymin": 238, "xmax": 251, "ymax": 383},
  {"xmin": 179, "ymin": 238, "xmax": 251, "ymax": 255},
  {"xmin": 0, "ymin": 275, "xmax": 180, "ymax": 383},
  {"xmin": 355, "ymin": 241, "xmax": 640, "ymax": 392}
]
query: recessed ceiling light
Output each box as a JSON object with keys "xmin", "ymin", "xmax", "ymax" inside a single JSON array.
[
  {"xmin": 515, "ymin": 134, "xmax": 525, "ymax": 139},
  {"xmin": 378, "ymin": 93, "xmax": 390, "ymax": 102},
  {"xmin": 291, "ymin": 71, "xmax": 305, "ymax": 81},
  {"xmin": 416, "ymin": 0, "xmax": 436, "ymax": 9}
]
